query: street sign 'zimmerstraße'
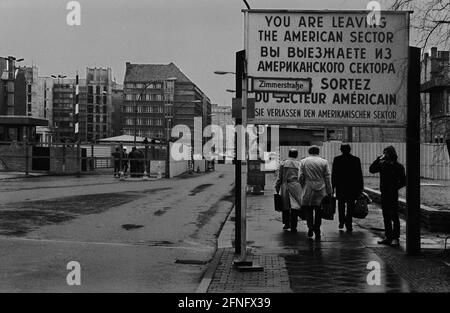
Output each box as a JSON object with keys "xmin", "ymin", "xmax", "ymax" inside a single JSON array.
[{"xmin": 244, "ymin": 10, "xmax": 409, "ymax": 126}]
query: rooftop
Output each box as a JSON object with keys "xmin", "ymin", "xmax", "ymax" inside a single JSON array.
[{"xmin": 124, "ymin": 62, "xmax": 192, "ymax": 83}]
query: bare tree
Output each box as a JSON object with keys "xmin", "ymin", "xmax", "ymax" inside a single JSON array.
[{"xmin": 389, "ymin": 0, "xmax": 450, "ymax": 51}]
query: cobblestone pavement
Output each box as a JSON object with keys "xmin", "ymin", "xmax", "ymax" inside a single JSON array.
[{"xmin": 206, "ymin": 173, "xmax": 450, "ymax": 293}]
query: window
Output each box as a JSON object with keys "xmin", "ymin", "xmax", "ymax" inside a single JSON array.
[
  {"xmin": 87, "ymin": 106, "xmax": 93, "ymax": 113},
  {"xmin": 27, "ymin": 85, "xmax": 32, "ymax": 93},
  {"xmin": 156, "ymin": 94, "xmax": 162, "ymax": 101},
  {"xmin": 103, "ymin": 105, "xmax": 107, "ymax": 114},
  {"xmin": 103, "ymin": 115, "xmax": 107, "ymax": 123},
  {"xmin": 96, "ymin": 86, "xmax": 101, "ymax": 95},
  {"xmin": 28, "ymin": 94, "xmax": 32, "ymax": 103}
]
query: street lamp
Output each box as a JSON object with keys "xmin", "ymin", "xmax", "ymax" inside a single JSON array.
[{"xmin": 214, "ymin": 71, "xmax": 236, "ymax": 75}]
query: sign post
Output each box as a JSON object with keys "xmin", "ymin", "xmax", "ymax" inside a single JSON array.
[
  {"xmin": 406, "ymin": 47, "xmax": 421, "ymax": 255},
  {"xmin": 245, "ymin": 10, "xmax": 409, "ymax": 127}
]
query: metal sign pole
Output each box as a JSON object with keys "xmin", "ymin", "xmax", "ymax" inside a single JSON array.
[
  {"xmin": 240, "ymin": 66, "xmax": 248, "ymax": 262},
  {"xmin": 234, "ymin": 50, "xmax": 244, "ymax": 255},
  {"xmin": 406, "ymin": 46, "xmax": 421, "ymax": 255}
]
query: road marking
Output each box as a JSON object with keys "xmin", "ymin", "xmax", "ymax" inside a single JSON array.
[{"xmin": 0, "ymin": 237, "xmax": 215, "ymax": 252}]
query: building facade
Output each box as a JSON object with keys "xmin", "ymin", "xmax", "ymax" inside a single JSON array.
[
  {"xmin": 52, "ymin": 78, "xmax": 75, "ymax": 142},
  {"xmin": 122, "ymin": 62, "xmax": 212, "ymax": 144},
  {"xmin": 421, "ymin": 47, "xmax": 450, "ymax": 143},
  {"xmin": 82, "ymin": 67, "xmax": 113, "ymax": 142},
  {"xmin": 111, "ymin": 82, "xmax": 123, "ymax": 137}
]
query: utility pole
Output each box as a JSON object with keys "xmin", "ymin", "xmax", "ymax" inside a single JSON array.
[
  {"xmin": 234, "ymin": 50, "xmax": 244, "ymax": 255},
  {"xmin": 406, "ymin": 46, "xmax": 421, "ymax": 256}
]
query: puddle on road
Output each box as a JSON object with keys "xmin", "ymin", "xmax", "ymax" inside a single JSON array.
[
  {"xmin": 122, "ymin": 224, "xmax": 144, "ymax": 230},
  {"xmin": 154, "ymin": 207, "xmax": 172, "ymax": 216},
  {"xmin": 189, "ymin": 184, "xmax": 213, "ymax": 196},
  {"xmin": 0, "ymin": 192, "xmax": 140, "ymax": 236}
]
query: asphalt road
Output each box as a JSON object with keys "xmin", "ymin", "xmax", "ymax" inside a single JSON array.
[{"xmin": 0, "ymin": 165, "xmax": 235, "ymax": 292}]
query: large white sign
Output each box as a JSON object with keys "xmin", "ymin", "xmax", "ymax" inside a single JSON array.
[{"xmin": 245, "ymin": 10, "xmax": 409, "ymax": 126}]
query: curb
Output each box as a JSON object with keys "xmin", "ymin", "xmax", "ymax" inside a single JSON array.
[
  {"xmin": 196, "ymin": 248, "xmax": 224, "ymax": 293},
  {"xmin": 196, "ymin": 202, "xmax": 235, "ymax": 293}
]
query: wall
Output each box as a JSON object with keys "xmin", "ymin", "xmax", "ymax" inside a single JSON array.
[{"xmin": 0, "ymin": 144, "xmax": 80, "ymax": 174}]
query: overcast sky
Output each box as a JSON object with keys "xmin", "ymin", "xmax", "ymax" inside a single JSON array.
[{"xmin": 1, "ymin": 0, "xmax": 409, "ymax": 106}]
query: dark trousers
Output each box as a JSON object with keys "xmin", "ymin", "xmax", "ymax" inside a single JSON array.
[
  {"xmin": 338, "ymin": 199, "xmax": 355, "ymax": 230},
  {"xmin": 381, "ymin": 192, "xmax": 400, "ymax": 240},
  {"xmin": 305, "ymin": 206, "xmax": 321, "ymax": 234},
  {"xmin": 282, "ymin": 209, "xmax": 299, "ymax": 230},
  {"xmin": 114, "ymin": 161, "xmax": 120, "ymax": 175}
]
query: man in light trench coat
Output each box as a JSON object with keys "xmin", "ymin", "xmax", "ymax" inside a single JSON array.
[
  {"xmin": 299, "ymin": 146, "xmax": 332, "ymax": 240},
  {"xmin": 275, "ymin": 149, "xmax": 303, "ymax": 233}
]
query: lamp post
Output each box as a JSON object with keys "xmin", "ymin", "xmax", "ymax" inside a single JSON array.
[{"xmin": 214, "ymin": 66, "xmax": 248, "ymax": 260}]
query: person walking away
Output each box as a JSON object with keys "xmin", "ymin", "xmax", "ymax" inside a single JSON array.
[
  {"xmin": 112, "ymin": 147, "xmax": 121, "ymax": 177},
  {"xmin": 300, "ymin": 146, "xmax": 332, "ymax": 240},
  {"xmin": 332, "ymin": 144, "xmax": 364, "ymax": 233},
  {"xmin": 129, "ymin": 147, "xmax": 139, "ymax": 177},
  {"xmin": 369, "ymin": 146, "xmax": 406, "ymax": 247},
  {"xmin": 137, "ymin": 148, "xmax": 145, "ymax": 177},
  {"xmin": 122, "ymin": 148, "xmax": 129, "ymax": 176},
  {"xmin": 274, "ymin": 149, "xmax": 303, "ymax": 232}
]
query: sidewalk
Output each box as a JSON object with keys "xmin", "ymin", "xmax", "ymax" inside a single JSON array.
[{"xmin": 203, "ymin": 174, "xmax": 450, "ymax": 293}]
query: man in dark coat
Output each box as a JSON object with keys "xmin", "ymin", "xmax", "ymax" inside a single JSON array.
[
  {"xmin": 128, "ymin": 147, "xmax": 139, "ymax": 177},
  {"xmin": 369, "ymin": 146, "xmax": 406, "ymax": 247},
  {"xmin": 112, "ymin": 148, "xmax": 121, "ymax": 177},
  {"xmin": 332, "ymin": 144, "xmax": 363, "ymax": 233}
]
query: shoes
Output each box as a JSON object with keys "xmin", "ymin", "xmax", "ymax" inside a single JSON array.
[
  {"xmin": 338, "ymin": 223, "xmax": 344, "ymax": 229},
  {"xmin": 283, "ymin": 224, "xmax": 290, "ymax": 230},
  {"xmin": 390, "ymin": 239, "xmax": 400, "ymax": 247},
  {"xmin": 377, "ymin": 238, "xmax": 392, "ymax": 245},
  {"xmin": 315, "ymin": 233, "xmax": 321, "ymax": 241},
  {"xmin": 291, "ymin": 228, "xmax": 297, "ymax": 233},
  {"xmin": 307, "ymin": 229, "xmax": 314, "ymax": 237},
  {"xmin": 346, "ymin": 228, "xmax": 353, "ymax": 233}
]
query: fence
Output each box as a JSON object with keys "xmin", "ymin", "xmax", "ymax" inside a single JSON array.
[
  {"xmin": 0, "ymin": 141, "xmax": 211, "ymax": 178},
  {"xmin": 280, "ymin": 142, "xmax": 450, "ymax": 180}
]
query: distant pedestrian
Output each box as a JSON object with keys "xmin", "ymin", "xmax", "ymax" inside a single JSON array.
[
  {"xmin": 275, "ymin": 149, "xmax": 303, "ymax": 232},
  {"xmin": 300, "ymin": 146, "xmax": 332, "ymax": 240},
  {"xmin": 112, "ymin": 147, "xmax": 121, "ymax": 177},
  {"xmin": 369, "ymin": 146, "xmax": 406, "ymax": 247},
  {"xmin": 137, "ymin": 148, "xmax": 145, "ymax": 177},
  {"xmin": 143, "ymin": 137, "xmax": 149, "ymax": 145},
  {"xmin": 122, "ymin": 148, "xmax": 129, "ymax": 175},
  {"xmin": 129, "ymin": 147, "xmax": 139, "ymax": 177},
  {"xmin": 332, "ymin": 144, "xmax": 364, "ymax": 233}
]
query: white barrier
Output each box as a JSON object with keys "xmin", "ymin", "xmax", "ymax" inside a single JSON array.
[{"xmin": 280, "ymin": 142, "xmax": 450, "ymax": 180}]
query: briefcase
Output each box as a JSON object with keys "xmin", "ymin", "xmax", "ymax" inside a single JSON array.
[
  {"xmin": 353, "ymin": 192, "xmax": 371, "ymax": 219},
  {"xmin": 321, "ymin": 195, "xmax": 336, "ymax": 220},
  {"xmin": 274, "ymin": 193, "xmax": 283, "ymax": 212}
]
